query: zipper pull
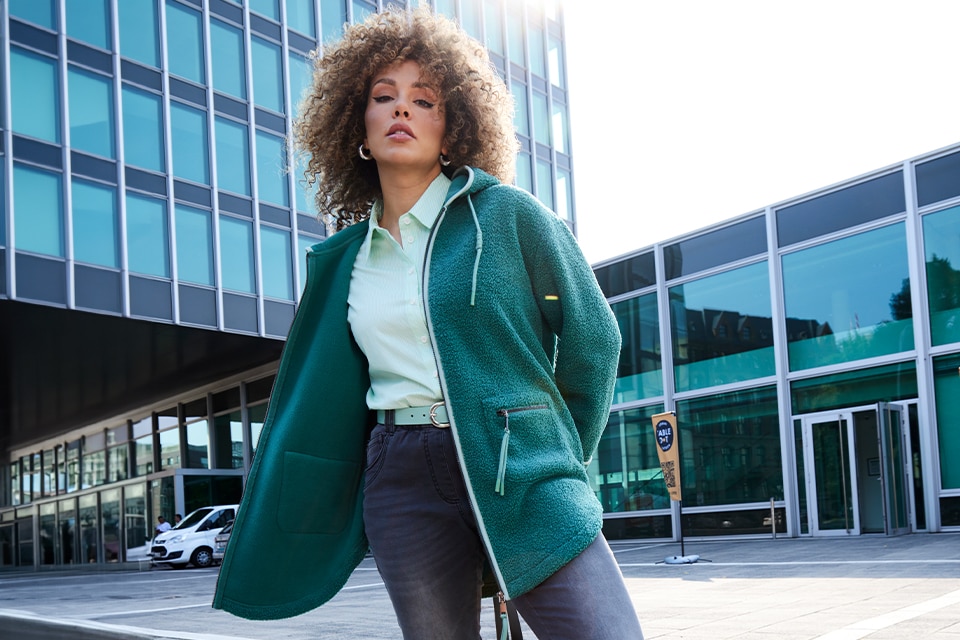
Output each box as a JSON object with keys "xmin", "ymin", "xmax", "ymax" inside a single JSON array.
[
  {"xmin": 495, "ymin": 409, "xmax": 510, "ymax": 496},
  {"xmin": 496, "ymin": 591, "xmax": 509, "ymax": 640}
]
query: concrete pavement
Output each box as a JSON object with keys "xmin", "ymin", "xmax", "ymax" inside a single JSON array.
[{"xmin": 1, "ymin": 533, "xmax": 958, "ymax": 639}]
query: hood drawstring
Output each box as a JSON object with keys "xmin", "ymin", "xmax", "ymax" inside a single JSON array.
[{"xmin": 467, "ymin": 193, "xmax": 483, "ymax": 307}]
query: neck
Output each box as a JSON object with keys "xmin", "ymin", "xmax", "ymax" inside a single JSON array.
[{"xmin": 377, "ymin": 165, "xmax": 442, "ymax": 237}]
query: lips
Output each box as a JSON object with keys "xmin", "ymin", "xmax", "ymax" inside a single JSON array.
[{"xmin": 387, "ymin": 124, "xmax": 415, "ymax": 138}]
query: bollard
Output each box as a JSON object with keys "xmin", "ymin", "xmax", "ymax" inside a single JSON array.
[{"xmin": 770, "ymin": 497, "xmax": 776, "ymax": 538}]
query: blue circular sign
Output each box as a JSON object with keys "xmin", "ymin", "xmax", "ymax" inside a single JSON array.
[{"xmin": 655, "ymin": 419, "xmax": 674, "ymax": 452}]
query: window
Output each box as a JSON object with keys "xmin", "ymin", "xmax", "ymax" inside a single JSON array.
[
  {"xmin": 664, "ymin": 217, "xmax": 768, "ymax": 280},
  {"xmin": 776, "ymin": 172, "xmax": 905, "ymax": 247},
  {"xmin": 352, "ymin": 1, "xmax": 375, "ymax": 25},
  {"xmin": 250, "ymin": 0, "xmax": 280, "ymax": 21},
  {"xmin": 68, "ymin": 67, "xmax": 116, "ymax": 159},
  {"xmin": 670, "ymin": 261, "xmax": 774, "ymax": 392},
  {"xmin": 219, "ymin": 216, "xmax": 255, "ymax": 293},
  {"xmin": 459, "ymin": 0, "xmax": 481, "ymax": 38},
  {"xmin": 507, "ymin": 9, "xmax": 524, "ymax": 66},
  {"xmin": 67, "ymin": 0, "xmax": 111, "ymax": 49},
  {"xmin": 171, "ymin": 102, "xmax": 210, "ymax": 184},
  {"xmin": 555, "ymin": 167, "xmax": 572, "ymax": 221},
  {"xmin": 933, "ymin": 354, "xmax": 960, "ymax": 490},
  {"xmin": 587, "ymin": 405, "xmax": 668, "ymax": 514},
  {"xmin": 782, "ymin": 223, "xmax": 913, "ymax": 371},
  {"xmin": 126, "ymin": 192, "xmax": 170, "ymax": 277},
  {"xmin": 165, "ymin": 1, "xmax": 205, "ymax": 84},
  {"xmin": 611, "ymin": 293, "xmax": 662, "ymax": 403},
  {"xmin": 320, "ymin": 0, "xmax": 346, "ymax": 44},
  {"xmin": 532, "ymin": 92, "xmax": 550, "ymax": 147},
  {"xmin": 922, "ymin": 205, "xmax": 960, "ymax": 346},
  {"xmin": 122, "ymin": 85, "xmax": 165, "ymax": 172},
  {"xmin": 211, "ymin": 20, "xmax": 247, "ymax": 99},
  {"xmin": 917, "ymin": 151, "xmax": 960, "ymax": 208},
  {"xmin": 11, "ymin": 48, "xmax": 60, "ymax": 144},
  {"xmin": 72, "ymin": 179, "xmax": 119, "ymax": 268},
  {"xmin": 528, "ymin": 26, "xmax": 546, "ymax": 78},
  {"xmin": 215, "ymin": 118, "xmax": 251, "ymax": 196},
  {"xmin": 515, "ymin": 153, "xmax": 532, "ymax": 193},
  {"xmin": 118, "ymin": 0, "xmax": 160, "ymax": 67},
  {"xmin": 511, "ymin": 81, "xmax": 529, "ymax": 137},
  {"xmin": 260, "ymin": 226, "xmax": 293, "ymax": 299},
  {"xmin": 551, "ymin": 101, "xmax": 568, "ymax": 155},
  {"xmin": 252, "ymin": 37, "xmax": 284, "ymax": 113},
  {"xmin": 297, "ymin": 233, "xmax": 315, "ymax": 294},
  {"xmin": 594, "ymin": 252, "xmax": 657, "ymax": 299},
  {"xmin": 158, "ymin": 426, "xmax": 181, "ymax": 470},
  {"xmin": 213, "ymin": 410, "xmax": 244, "ymax": 469},
  {"xmin": 548, "ymin": 33, "xmax": 564, "ymax": 88},
  {"xmin": 286, "ymin": 0, "xmax": 317, "ymax": 37},
  {"xmin": 10, "ymin": 0, "xmax": 57, "ymax": 29},
  {"xmin": 676, "ymin": 386, "xmax": 783, "ymax": 506},
  {"xmin": 483, "ymin": 1, "xmax": 504, "ymax": 56},
  {"xmin": 255, "ymin": 130, "xmax": 289, "ymax": 206},
  {"xmin": 14, "ymin": 164, "xmax": 63, "ymax": 257},
  {"xmin": 175, "ymin": 205, "xmax": 214, "ymax": 286},
  {"xmin": 536, "ymin": 159, "xmax": 553, "ymax": 212},
  {"xmin": 287, "ymin": 51, "xmax": 312, "ymax": 119}
]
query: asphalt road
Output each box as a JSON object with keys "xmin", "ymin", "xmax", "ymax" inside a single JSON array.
[{"xmin": 1, "ymin": 533, "xmax": 959, "ymax": 639}]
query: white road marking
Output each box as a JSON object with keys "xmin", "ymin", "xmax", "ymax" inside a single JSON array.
[{"xmin": 814, "ymin": 588, "xmax": 960, "ymax": 639}]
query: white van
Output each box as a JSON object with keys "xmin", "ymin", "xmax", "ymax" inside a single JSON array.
[{"xmin": 150, "ymin": 504, "xmax": 237, "ymax": 568}]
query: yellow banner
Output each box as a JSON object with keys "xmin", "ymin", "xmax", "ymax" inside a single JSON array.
[{"xmin": 651, "ymin": 411, "xmax": 681, "ymax": 502}]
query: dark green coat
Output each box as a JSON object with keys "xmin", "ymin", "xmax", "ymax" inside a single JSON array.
[{"xmin": 213, "ymin": 167, "xmax": 620, "ymax": 619}]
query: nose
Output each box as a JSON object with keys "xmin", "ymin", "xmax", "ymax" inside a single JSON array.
[{"xmin": 394, "ymin": 107, "xmax": 410, "ymax": 118}]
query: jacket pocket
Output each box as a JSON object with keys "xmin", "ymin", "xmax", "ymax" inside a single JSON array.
[
  {"xmin": 277, "ymin": 451, "xmax": 362, "ymax": 535},
  {"xmin": 481, "ymin": 392, "xmax": 576, "ymax": 497}
]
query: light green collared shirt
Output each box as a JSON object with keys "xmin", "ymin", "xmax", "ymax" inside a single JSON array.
[{"xmin": 347, "ymin": 173, "xmax": 451, "ymax": 410}]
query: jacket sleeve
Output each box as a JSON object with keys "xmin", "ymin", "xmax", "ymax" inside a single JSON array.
[{"xmin": 519, "ymin": 196, "xmax": 621, "ymax": 464}]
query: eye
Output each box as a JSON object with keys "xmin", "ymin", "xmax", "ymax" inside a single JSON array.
[
  {"xmin": 372, "ymin": 95, "xmax": 393, "ymax": 104},
  {"xmin": 415, "ymin": 99, "xmax": 435, "ymax": 109}
]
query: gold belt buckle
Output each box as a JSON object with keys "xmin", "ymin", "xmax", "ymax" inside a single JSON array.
[{"xmin": 429, "ymin": 401, "xmax": 450, "ymax": 428}]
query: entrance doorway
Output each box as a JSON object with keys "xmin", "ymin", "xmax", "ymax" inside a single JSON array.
[{"xmin": 798, "ymin": 403, "xmax": 911, "ymax": 536}]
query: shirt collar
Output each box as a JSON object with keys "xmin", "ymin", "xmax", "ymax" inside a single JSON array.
[{"xmin": 359, "ymin": 172, "xmax": 452, "ymax": 259}]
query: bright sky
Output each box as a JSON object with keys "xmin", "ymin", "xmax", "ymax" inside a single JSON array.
[{"xmin": 563, "ymin": 0, "xmax": 960, "ymax": 264}]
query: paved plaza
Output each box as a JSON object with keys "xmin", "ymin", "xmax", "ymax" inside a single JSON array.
[{"xmin": 1, "ymin": 533, "xmax": 959, "ymax": 639}]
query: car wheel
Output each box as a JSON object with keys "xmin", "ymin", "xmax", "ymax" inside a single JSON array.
[{"xmin": 191, "ymin": 547, "xmax": 214, "ymax": 568}]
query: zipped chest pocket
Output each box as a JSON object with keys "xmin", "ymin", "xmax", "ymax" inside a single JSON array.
[{"xmin": 494, "ymin": 404, "xmax": 548, "ymax": 496}]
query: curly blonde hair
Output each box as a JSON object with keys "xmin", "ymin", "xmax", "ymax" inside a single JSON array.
[{"xmin": 293, "ymin": 6, "xmax": 519, "ymax": 230}]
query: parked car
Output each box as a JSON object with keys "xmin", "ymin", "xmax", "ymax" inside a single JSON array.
[
  {"xmin": 150, "ymin": 505, "xmax": 237, "ymax": 569},
  {"xmin": 212, "ymin": 520, "xmax": 234, "ymax": 564}
]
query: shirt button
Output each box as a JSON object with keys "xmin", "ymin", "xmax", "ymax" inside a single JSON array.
[
  {"xmin": 420, "ymin": 336, "xmax": 428, "ymax": 343},
  {"xmin": 409, "ymin": 299, "xmax": 416, "ymax": 305},
  {"xmin": 408, "ymin": 268, "xmax": 415, "ymax": 275},
  {"xmin": 402, "ymin": 218, "xmax": 411, "ymax": 225},
  {"xmin": 405, "ymin": 236, "xmax": 414, "ymax": 244}
]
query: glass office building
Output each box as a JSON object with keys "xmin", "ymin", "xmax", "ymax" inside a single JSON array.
[
  {"xmin": 0, "ymin": 0, "xmax": 572, "ymax": 568},
  {"xmin": 592, "ymin": 143, "xmax": 960, "ymax": 540}
]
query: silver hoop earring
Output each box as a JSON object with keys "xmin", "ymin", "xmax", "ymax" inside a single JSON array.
[
  {"xmin": 358, "ymin": 144, "xmax": 373, "ymax": 161},
  {"xmin": 439, "ymin": 153, "xmax": 451, "ymax": 167}
]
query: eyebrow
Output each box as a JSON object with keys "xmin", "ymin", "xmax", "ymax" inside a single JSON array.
[{"xmin": 371, "ymin": 78, "xmax": 437, "ymax": 92}]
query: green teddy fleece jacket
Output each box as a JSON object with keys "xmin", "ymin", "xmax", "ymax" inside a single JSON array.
[{"xmin": 213, "ymin": 167, "xmax": 621, "ymax": 620}]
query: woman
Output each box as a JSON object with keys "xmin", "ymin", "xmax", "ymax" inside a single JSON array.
[{"xmin": 213, "ymin": 8, "xmax": 643, "ymax": 639}]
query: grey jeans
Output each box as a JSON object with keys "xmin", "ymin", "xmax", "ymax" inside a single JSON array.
[{"xmin": 362, "ymin": 421, "xmax": 644, "ymax": 639}]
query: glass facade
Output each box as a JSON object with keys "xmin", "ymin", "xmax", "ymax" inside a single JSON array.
[
  {"xmin": 1, "ymin": 0, "xmax": 576, "ymax": 569},
  {"xmin": 593, "ymin": 143, "xmax": 960, "ymax": 540}
]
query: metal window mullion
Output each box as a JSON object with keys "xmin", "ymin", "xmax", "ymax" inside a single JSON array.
[
  {"xmin": 904, "ymin": 159, "xmax": 943, "ymax": 532},
  {"xmin": 653, "ymin": 239, "xmax": 680, "ymax": 541},
  {"xmin": 112, "ymin": 0, "xmax": 131, "ymax": 317},
  {"xmin": 203, "ymin": 6, "xmax": 225, "ymax": 331},
  {"xmin": 279, "ymin": 1, "xmax": 306, "ymax": 297},
  {"xmin": 59, "ymin": 3, "xmax": 75, "ymax": 309},
  {"xmin": 1, "ymin": 4, "xmax": 16, "ymax": 299},
  {"xmin": 160, "ymin": 0, "xmax": 182, "ymax": 323},
  {"xmin": 243, "ymin": 5, "xmax": 267, "ymax": 336},
  {"xmin": 767, "ymin": 202, "xmax": 798, "ymax": 537}
]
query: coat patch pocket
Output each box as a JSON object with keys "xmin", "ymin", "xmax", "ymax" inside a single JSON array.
[
  {"xmin": 481, "ymin": 392, "xmax": 574, "ymax": 496},
  {"xmin": 277, "ymin": 451, "xmax": 362, "ymax": 534}
]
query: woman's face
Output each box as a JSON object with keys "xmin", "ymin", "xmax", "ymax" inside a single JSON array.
[{"xmin": 363, "ymin": 60, "xmax": 447, "ymax": 176}]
